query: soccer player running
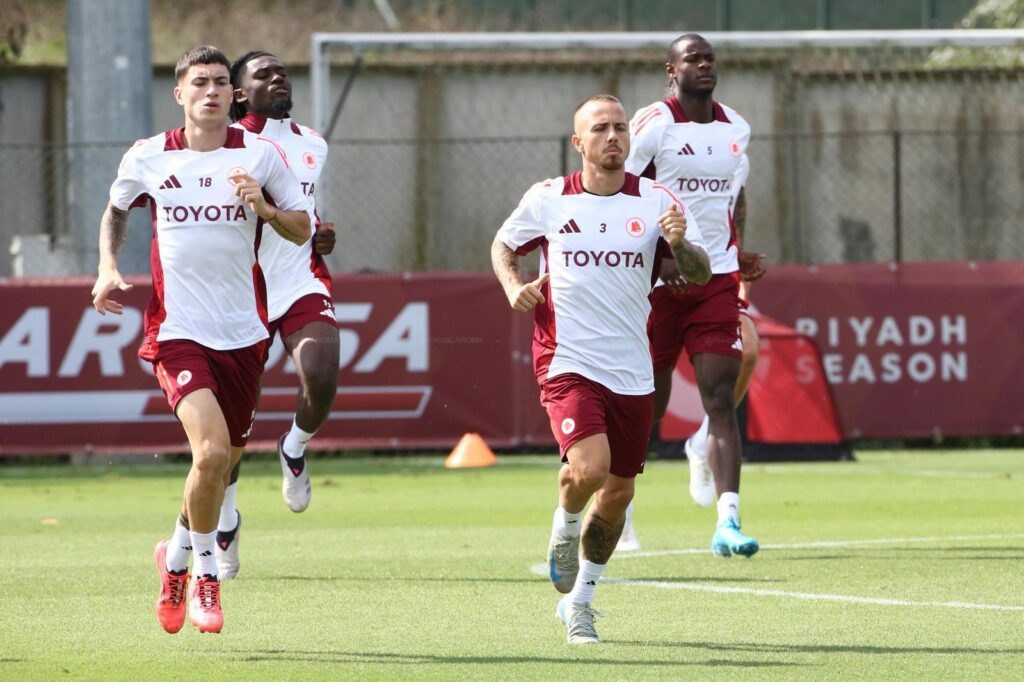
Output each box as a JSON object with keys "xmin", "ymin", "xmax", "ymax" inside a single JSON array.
[
  {"xmin": 213, "ymin": 50, "xmax": 341, "ymax": 580},
  {"xmin": 492, "ymin": 95, "xmax": 710, "ymax": 644},
  {"xmin": 91, "ymin": 46, "xmax": 311, "ymax": 634},
  {"xmin": 622, "ymin": 33, "xmax": 766, "ymax": 558}
]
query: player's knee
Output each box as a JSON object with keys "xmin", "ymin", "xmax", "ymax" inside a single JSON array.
[
  {"xmin": 703, "ymin": 382, "xmax": 735, "ymax": 419},
  {"xmin": 191, "ymin": 440, "xmax": 231, "ymax": 478},
  {"xmin": 570, "ymin": 461, "xmax": 609, "ymax": 493},
  {"xmin": 304, "ymin": 371, "xmax": 338, "ymax": 408}
]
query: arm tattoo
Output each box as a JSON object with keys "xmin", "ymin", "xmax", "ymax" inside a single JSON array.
[
  {"xmin": 733, "ymin": 187, "xmax": 747, "ymax": 247},
  {"xmin": 672, "ymin": 240, "xmax": 712, "ymax": 285},
  {"xmin": 98, "ymin": 204, "xmax": 129, "ymax": 266},
  {"xmin": 490, "ymin": 238, "xmax": 522, "ymax": 297},
  {"xmin": 580, "ymin": 512, "xmax": 625, "ymax": 565}
]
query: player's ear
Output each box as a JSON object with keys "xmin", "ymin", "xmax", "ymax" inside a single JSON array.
[
  {"xmin": 233, "ymin": 88, "xmax": 246, "ymax": 104},
  {"xmin": 571, "ymin": 134, "xmax": 581, "ymax": 152},
  {"xmin": 173, "ymin": 86, "xmax": 182, "ymax": 105}
]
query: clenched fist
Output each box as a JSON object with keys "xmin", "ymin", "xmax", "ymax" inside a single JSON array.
[{"xmin": 658, "ymin": 204, "xmax": 687, "ymax": 248}]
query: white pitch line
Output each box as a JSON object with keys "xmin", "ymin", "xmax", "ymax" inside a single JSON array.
[
  {"xmin": 612, "ymin": 533, "xmax": 1024, "ymax": 560},
  {"xmin": 754, "ymin": 465, "xmax": 1015, "ymax": 479},
  {"xmin": 528, "ymin": 533, "xmax": 1024, "ymax": 612},
  {"xmin": 597, "ymin": 577, "xmax": 1024, "ymax": 612}
]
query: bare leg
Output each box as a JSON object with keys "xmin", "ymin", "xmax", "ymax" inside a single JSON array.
[
  {"xmin": 284, "ymin": 320, "xmax": 340, "ymax": 434},
  {"xmin": 176, "ymin": 389, "xmax": 233, "ymax": 534},
  {"xmin": 734, "ymin": 313, "xmax": 760, "ymax": 405},
  {"xmin": 582, "ymin": 474, "xmax": 634, "ymax": 563},
  {"xmin": 692, "ymin": 353, "xmax": 742, "ymax": 495},
  {"xmin": 559, "ymin": 433, "xmax": 611, "ymax": 513},
  {"xmin": 652, "ymin": 366, "xmax": 674, "ymax": 425}
]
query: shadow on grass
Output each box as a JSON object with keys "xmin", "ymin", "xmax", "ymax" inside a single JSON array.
[
  {"xmin": 231, "ymin": 649, "xmax": 807, "ymax": 668},
  {"xmin": 268, "ymin": 575, "xmax": 776, "ymax": 585},
  {"xmin": 271, "ymin": 575, "xmax": 542, "ymax": 584},
  {"xmin": 616, "ymin": 640, "xmax": 1024, "ymax": 656}
]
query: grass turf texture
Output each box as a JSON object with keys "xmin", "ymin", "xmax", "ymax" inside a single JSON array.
[{"xmin": 1, "ymin": 450, "xmax": 1022, "ymax": 679}]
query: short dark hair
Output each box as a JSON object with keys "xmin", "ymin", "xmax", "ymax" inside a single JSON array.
[
  {"xmin": 229, "ymin": 50, "xmax": 276, "ymax": 122},
  {"xmin": 667, "ymin": 33, "xmax": 708, "ymax": 63},
  {"xmin": 174, "ymin": 45, "xmax": 230, "ymax": 82},
  {"xmin": 573, "ymin": 93, "xmax": 621, "ymax": 118}
]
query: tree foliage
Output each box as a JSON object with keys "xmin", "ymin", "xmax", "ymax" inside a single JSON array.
[{"xmin": 0, "ymin": 1, "xmax": 28, "ymax": 65}]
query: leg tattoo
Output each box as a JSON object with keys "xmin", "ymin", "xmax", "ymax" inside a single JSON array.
[{"xmin": 580, "ymin": 513, "xmax": 625, "ymax": 565}]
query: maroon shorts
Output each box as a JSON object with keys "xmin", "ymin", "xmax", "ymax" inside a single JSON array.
[
  {"xmin": 152, "ymin": 339, "xmax": 266, "ymax": 448},
  {"xmin": 649, "ymin": 272, "xmax": 743, "ymax": 371},
  {"xmin": 539, "ymin": 372, "xmax": 654, "ymax": 479},
  {"xmin": 268, "ymin": 293, "xmax": 336, "ymax": 343}
]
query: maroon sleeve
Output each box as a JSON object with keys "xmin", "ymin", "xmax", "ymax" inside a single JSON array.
[
  {"xmin": 129, "ymin": 193, "xmax": 151, "ymax": 209},
  {"xmin": 515, "ymin": 236, "xmax": 546, "ymax": 256}
]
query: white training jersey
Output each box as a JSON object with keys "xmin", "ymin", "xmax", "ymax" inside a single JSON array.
[
  {"xmin": 234, "ymin": 114, "xmax": 332, "ymax": 322},
  {"xmin": 109, "ymin": 126, "xmax": 308, "ymax": 359},
  {"xmin": 626, "ymin": 98, "xmax": 751, "ymax": 275},
  {"xmin": 497, "ymin": 172, "xmax": 707, "ymax": 395}
]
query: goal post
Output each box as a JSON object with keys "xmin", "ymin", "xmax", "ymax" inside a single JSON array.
[
  {"xmin": 311, "ymin": 29, "xmax": 1024, "ymax": 133},
  {"xmin": 308, "ymin": 29, "xmax": 1024, "ymax": 273}
]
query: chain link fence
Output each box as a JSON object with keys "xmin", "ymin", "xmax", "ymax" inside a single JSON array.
[
  {"xmin": 7, "ymin": 127, "xmax": 1021, "ymax": 276},
  {"xmin": 4, "ymin": 38, "xmax": 1024, "ymax": 276}
]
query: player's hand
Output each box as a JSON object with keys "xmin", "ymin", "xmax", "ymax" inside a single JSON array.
[
  {"xmin": 91, "ymin": 266, "xmax": 133, "ymax": 316},
  {"xmin": 658, "ymin": 204, "xmax": 687, "ymax": 247},
  {"xmin": 228, "ymin": 172, "xmax": 272, "ymax": 218},
  {"xmin": 738, "ymin": 250, "xmax": 767, "ymax": 281},
  {"xmin": 314, "ymin": 222, "xmax": 336, "ymax": 255},
  {"xmin": 659, "ymin": 256, "xmax": 689, "ymax": 293},
  {"xmin": 508, "ymin": 273, "xmax": 549, "ymax": 312}
]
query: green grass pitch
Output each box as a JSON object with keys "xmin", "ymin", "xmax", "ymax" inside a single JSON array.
[{"xmin": 1, "ymin": 449, "xmax": 1022, "ymax": 679}]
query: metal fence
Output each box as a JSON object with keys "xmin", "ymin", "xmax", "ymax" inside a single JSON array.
[
  {"xmin": 8, "ymin": 32, "xmax": 1024, "ymax": 276},
  {"xmin": 5, "ymin": 126, "xmax": 1023, "ymax": 277}
]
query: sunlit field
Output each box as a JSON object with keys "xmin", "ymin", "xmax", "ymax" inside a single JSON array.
[{"xmin": 1, "ymin": 450, "xmax": 1022, "ymax": 679}]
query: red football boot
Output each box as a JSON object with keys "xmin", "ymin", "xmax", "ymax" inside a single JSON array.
[
  {"xmin": 188, "ymin": 575, "xmax": 224, "ymax": 633},
  {"xmin": 153, "ymin": 540, "xmax": 189, "ymax": 634}
]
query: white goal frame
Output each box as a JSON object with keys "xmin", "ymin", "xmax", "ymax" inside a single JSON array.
[{"xmin": 310, "ymin": 29, "xmax": 1024, "ymax": 135}]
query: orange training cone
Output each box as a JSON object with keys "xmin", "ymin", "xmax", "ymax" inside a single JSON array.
[{"xmin": 444, "ymin": 432, "xmax": 498, "ymax": 469}]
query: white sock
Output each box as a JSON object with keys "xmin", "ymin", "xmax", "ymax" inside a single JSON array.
[
  {"xmin": 690, "ymin": 415, "xmax": 710, "ymax": 458},
  {"xmin": 190, "ymin": 530, "xmax": 218, "ymax": 578},
  {"xmin": 718, "ymin": 492, "xmax": 740, "ymax": 524},
  {"xmin": 282, "ymin": 418, "xmax": 315, "ymax": 459},
  {"xmin": 552, "ymin": 506, "xmax": 583, "ymax": 538},
  {"xmin": 218, "ymin": 482, "xmax": 239, "ymax": 533},
  {"xmin": 623, "ymin": 501, "xmax": 634, "ymax": 527},
  {"xmin": 567, "ymin": 560, "xmax": 606, "ymax": 605},
  {"xmin": 165, "ymin": 520, "xmax": 192, "ymax": 573}
]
